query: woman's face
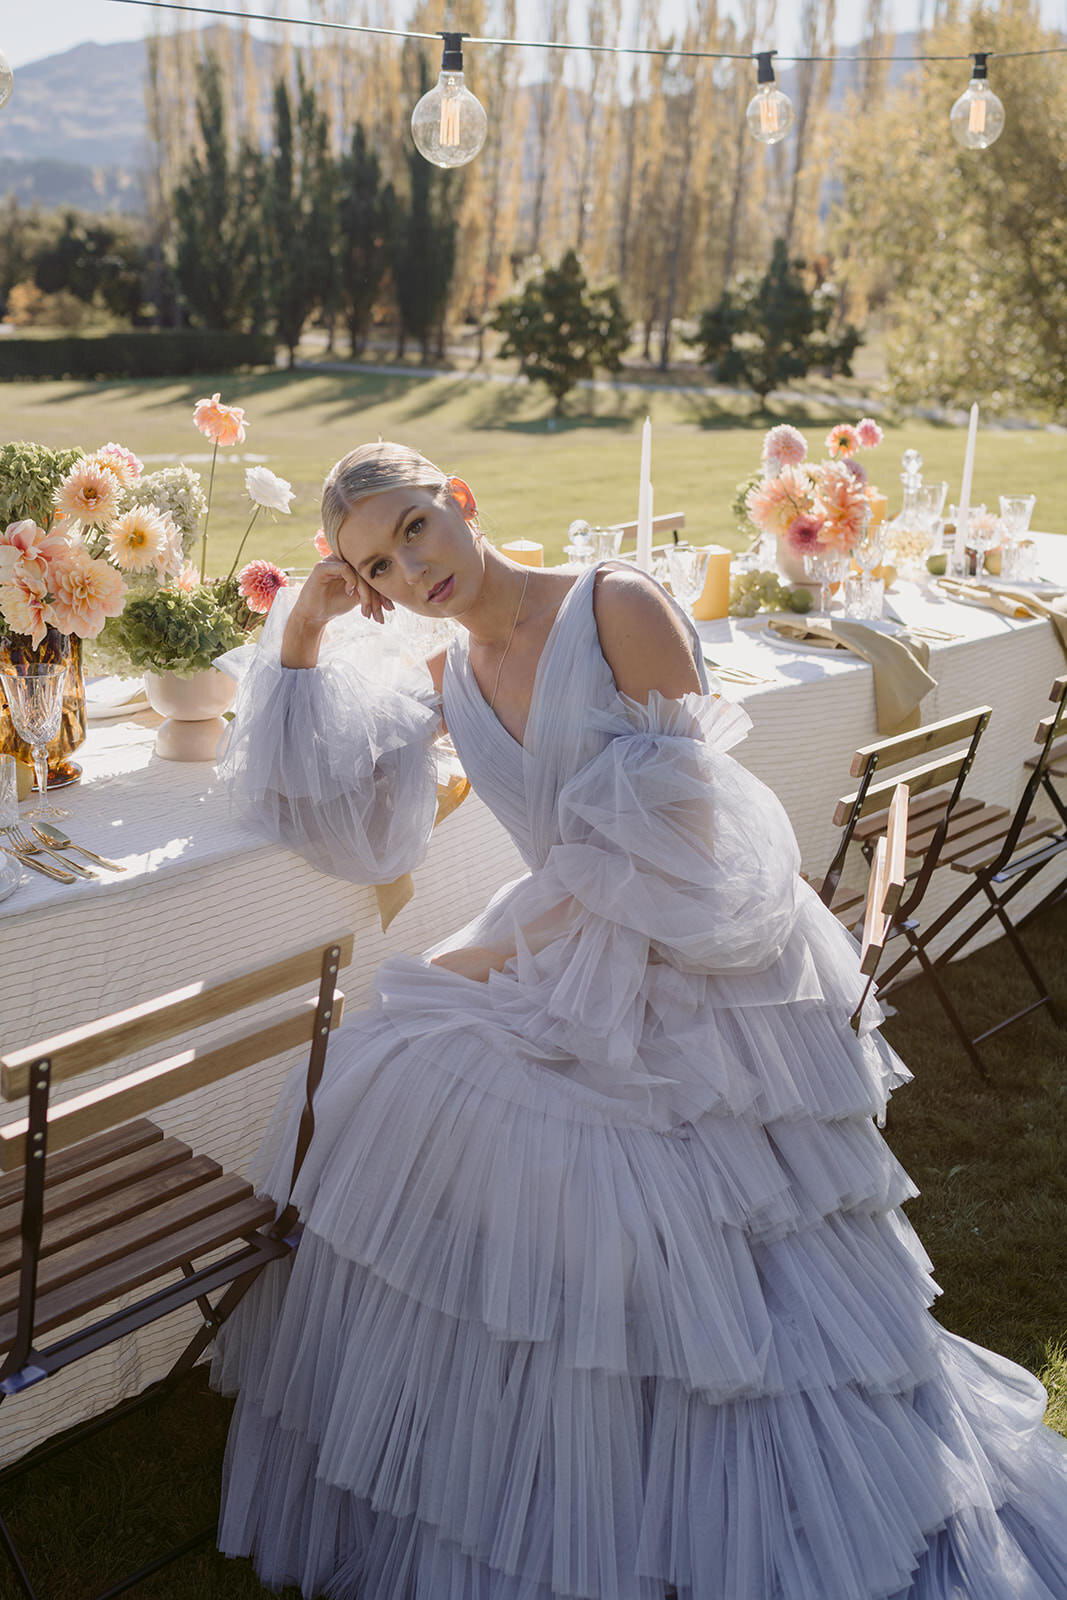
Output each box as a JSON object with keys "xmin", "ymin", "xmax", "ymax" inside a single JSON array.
[{"xmin": 335, "ymin": 484, "xmax": 482, "ymax": 617}]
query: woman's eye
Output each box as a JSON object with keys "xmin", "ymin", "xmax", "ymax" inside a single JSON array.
[
  {"xmin": 405, "ymin": 518, "xmax": 424, "ymax": 541},
  {"xmin": 370, "ymin": 559, "xmax": 388, "ymax": 578}
]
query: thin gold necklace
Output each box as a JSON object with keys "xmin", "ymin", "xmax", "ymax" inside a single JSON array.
[{"xmin": 488, "ymin": 568, "xmax": 531, "ymax": 711}]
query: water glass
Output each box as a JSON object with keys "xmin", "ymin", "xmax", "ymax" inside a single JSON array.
[
  {"xmin": 804, "ymin": 548, "xmax": 850, "ymax": 614},
  {"xmin": 999, "ymin": 494, "xmax": 1036, "ymax": 542},
  {"xmin": 593, "ymin": 527, "xmax": 624, "ymax": 562},
  {"xmin": 844, "ymin": 575, "xmax": 885, "ymax": 620},
  {"xmin": 0, "ymin": 663, "xmax": 71, "ymax": 819},
  {"xmin": 665, "ymin": 546, "xmax": 711, "ymax": 614}
]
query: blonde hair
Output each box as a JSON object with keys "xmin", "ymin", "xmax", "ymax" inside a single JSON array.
[{"xmin": 320, "ymin": 442, "xmax": 451, "ymax": 557}]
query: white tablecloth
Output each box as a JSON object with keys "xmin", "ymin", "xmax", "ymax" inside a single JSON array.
[{"xmin": 0, "ymin": 535, "xmax": 1063, "ymax": 1465}]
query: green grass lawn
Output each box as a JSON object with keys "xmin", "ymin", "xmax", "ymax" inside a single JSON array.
[
  {"xmin": 0, "ymin": 894, "xmax": 1064, "ymax": 1599},
  {"xmin": 2, "ymin": 368, "xmax": 1063, "ymax": 579}
]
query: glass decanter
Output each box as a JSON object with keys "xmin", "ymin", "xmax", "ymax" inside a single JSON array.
[{"xmin": 884, "ymin": 449, "xmax": 932, "ymax": 580}]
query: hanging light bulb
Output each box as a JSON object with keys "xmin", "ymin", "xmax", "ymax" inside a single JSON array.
[
  {"xmin": 410, "ymin": 33, "xmax": 488, "ymax": 168},
  {"xmin": 950, "ymin": 52, "xmax": 1005, "ymax": 149},
  {"xmin": 746, "ymin": 51, "xmax": 794, "ymax": 144},
  {"xmin": 0, "ymin": 48, "xmax": 12, "ymax": 112}
]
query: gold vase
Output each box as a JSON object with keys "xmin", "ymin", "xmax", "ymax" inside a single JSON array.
[{"xmin": 0, "ymin": 628, "xmax": 87, "ymax": 785}]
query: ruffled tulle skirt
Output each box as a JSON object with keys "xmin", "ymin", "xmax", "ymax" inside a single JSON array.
[{"xmin": 212, "ymin": 896, "xmax": 1067, "ymax": 1599}]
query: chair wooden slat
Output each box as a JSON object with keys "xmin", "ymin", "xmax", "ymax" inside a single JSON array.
[
  {"xmin": 1024, "ymin": 735, "xmax": 1067, "ymax": 772},
  {"xmin": 859, "ymin": 837, "xmax": 889, "ymax": 975},
  {"xmin": 0, "ymin": 992, "xmax": 344, "ymax": 1171},
  {"xmin": 948, "ymin": 816, "xmax": 1061, "ymax": 875},
  {"xmin": 1035, "ymin": 712, "xmax": 1066, "ymax": 744},
  {"xmin": 1051, "ymin": 675, "xmax": 1067, "ymax": 700},
  {"xmin": 0, "ymin": 1172, "xmax": 256, "ymax": 1318},
  {"xmin": 883, "ymin": 786, "xmax": 909, "ymax": 914},
  {"xmin": 904, "ymin": 803, "xmax": 1010, "ymax": 858},
  {"xmin": 1, "ymin": 932, "xmax": 354, "ymax": 1097},
  {"xmin": 834, "ymin": 750, "xmax": 973, "ymax": 827},
  {"xmin": 0, "ymin": 1191, "xmax": 276, "ymax": 1353},
  {"xmin": 0, "ymin": 1154, "xmax": 220, "ymax": 1278},
  {"xmin": 847, "ymin": 707, "xmax": 991, "ymax": 779},
  {"xmin": 0, "ymin": 1120, "xmax": 162, "ymax": 1209},
  {"xmin": 605, "ymin": 511, "xmax": 685, "ymax": 541},
  {"xmin": 850, "ymin": 787, "xmax": 978, "ymax": 843},
  {"xmin": 0, "ymin": 1136, "xmax": 192, "ymax": 1246}
]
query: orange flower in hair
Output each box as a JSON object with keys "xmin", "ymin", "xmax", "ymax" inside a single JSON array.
[{"xmin": 449, "ymin": 477, "xmax": 477, "ymax": 521}]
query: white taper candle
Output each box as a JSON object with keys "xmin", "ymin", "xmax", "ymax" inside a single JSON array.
[
  {"xmin": 954, "ymin": 403, "xmax": 979, "ymax": 567},
  {"xmin": 636, "ymin": 416, "xmax": 653, "ymax": 573}
]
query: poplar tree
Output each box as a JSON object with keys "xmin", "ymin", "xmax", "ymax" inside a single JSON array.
[
  {"xmin": 390, "ymin": 61, "xmax": 457, "ymax": 361},
  {"xmin": 172, "ymin": 52, "xmax": 246, "ymax": 329},
  {"xmin": 339, "ymin": 123, "xmax": 390, "ymax": 357}
]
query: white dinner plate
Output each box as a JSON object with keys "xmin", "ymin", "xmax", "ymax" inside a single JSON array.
[{"xmin": 85, "ymin": 677, "xmax": 149, "ymax": 719}]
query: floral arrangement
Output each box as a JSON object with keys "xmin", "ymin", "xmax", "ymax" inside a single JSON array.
[
  {"xmin": 742, "ymin": 419, "xmax": 884, "ymax": 561},
  {"xmin": 0, "ymin": 396, "xmax": 294, "ymax": 678}
]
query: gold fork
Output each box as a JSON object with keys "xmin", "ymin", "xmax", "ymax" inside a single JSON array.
[
  {"xmin": 1, "ymin": 843, "xmax": 77, "ymax": 884},
  {"xmin": 1, "ymin": 823, "xmax": 96, "ymax": 879}
]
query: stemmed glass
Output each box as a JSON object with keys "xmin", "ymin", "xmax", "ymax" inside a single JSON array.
[
  {"xmin": 848, "ymin": 519, "xmax": 889, "ymax": 618},
  {"xmin": 804, "ymin": 547, "xmax": 850, "ymax": 615},
  {"xmin": 999, "ymin": 495, "xmax": 1036, "ymax": 580},
  {"xmin": 0, "ymin": 663, "xmax": 71, "ymax": 819},
  {"xmin": 665, "ymin": 545, "xmax": 711, "ymax": 614}
]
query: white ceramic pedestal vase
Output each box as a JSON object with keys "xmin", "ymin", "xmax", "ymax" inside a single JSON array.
[
  {"xmin": 143, "ymin": 667, "xmax": 236, "ymax": 762},
  {"xmin": 775, "ymin": 532, "xmax": 809, "ymax": 585}
]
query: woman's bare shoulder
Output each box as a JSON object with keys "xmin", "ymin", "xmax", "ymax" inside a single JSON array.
[{"xmin": 592, "ymin": 565, "xmax": 702, "ymax": 702}]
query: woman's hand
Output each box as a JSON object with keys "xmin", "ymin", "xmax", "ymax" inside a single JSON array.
[
  {"xmin": 281, "ymin": 555, "xmax": 394, "ymax": 668},
  {"xmin": 295, "ymin": 557, "xmax": 394, "ymax": 629},
  {"xmin": 430, "ymin": 945, "xmax": 510, "ymax": 982}
]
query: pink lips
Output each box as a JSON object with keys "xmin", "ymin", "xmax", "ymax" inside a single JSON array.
[{"xmin": 428, "ymin": 575, "xmax": 454, "ymax": 603}]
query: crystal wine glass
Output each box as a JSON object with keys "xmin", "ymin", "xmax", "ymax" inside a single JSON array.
[
  {"xmin": 804, "ymin": 547, "xmax": 849, "ymax": 615},
  {"xmin": 998, "ymin": 494, "xmax": 1036, "ymax": 580},
  {"xmin": 0, "ymin": 663, "xmax": 71, "ymax": 819},
  {"xmin": 850, "ymin": 518, "xmax": 888, "ymax": 615},
  {"xmin": 665, "ymin": 546, "xmax": 711, "ymax": 614}
]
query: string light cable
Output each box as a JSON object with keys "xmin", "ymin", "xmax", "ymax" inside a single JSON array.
[{"xmin": 1, "ymin": 0, "xmax": 1064, "ymax": 161}]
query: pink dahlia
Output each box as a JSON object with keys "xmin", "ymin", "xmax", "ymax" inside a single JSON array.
[
  {"xmin": 193, "ymin": 393, "xmax": 247, "ymax": 447},
  {"xmin": 239, "ymin": 559, "xmax": 288, "ymax": 614},
  {"xmin": 92, "ymin": 442, "xmax": 143, "ymax": 486},
  {"xmin": 825, "ymin": 423, "xmax": 860, "ymax": 459},
  {"xmin": 783, "ymin": 512, "xmax": 826, "ymax": 556},
  {"xmin": 0, "ymin": 520, "xmax": 69, "ymax": 586},
  {"xmin": 175, "ymin": 561, "xmax": 200, "ymax": 594},
  {"xmin": 761, "ymin": 424, "xmax": 807, "ymax": 471},
  {"xmin": 0, "ymin": 568, "xmax": 54, "ymax": 648},
  {"xmin": 48, "ymin": 549, "xmax": 126, "ymax": 639},
  {"xmin": 54, "ymin": 460, "xmax": 122, "ymax": 528},
  {"xmin": 813, "ymin": 460, "xmax": 871, "ymax": 553},
  {"xmin": 855, "ymin": 418, "xmax": 884, "ymax": 450},
  {"xmin": 842, "ymin": 455, "xmax": 868, "ymax": 485},
  {"xmin": 313, "ymin": 529, "xmax": 332, "ymax": 559},
  {"xmin": 745, "ymin": 464, "xmax": 814, "ymax": 538}
]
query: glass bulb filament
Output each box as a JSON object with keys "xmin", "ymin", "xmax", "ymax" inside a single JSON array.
[
  {"xmin": 968, "ymin": 91, "xmax": 987, "ymax": 137},
  {"xmin": 440, "ymin": 91, "xmax": 461, "ymax": 148},
  {"xmin": 759, "ymin": 88, "xmax": 780, "ymax": 137}
]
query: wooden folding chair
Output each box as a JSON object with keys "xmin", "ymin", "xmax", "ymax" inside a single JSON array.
[
  {"xmin": 897, "ymin": 675, "xmax": 1067, "ymax": 1048},
  {"xmin": 848, "ymin": 783, "xmax": 910, "ymax": 1034},
  {"xmin": 0, "ymin": 932, "xmax": 351, "ymax": 1600},
  {"xmin": 819, "ymin": 704, "xmax": 995, "ymax": 1075}
]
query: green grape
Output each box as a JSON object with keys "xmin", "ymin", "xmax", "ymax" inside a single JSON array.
[{"xmin": 785, "ymin": 585, "xmax": 814, "ymax": 613}]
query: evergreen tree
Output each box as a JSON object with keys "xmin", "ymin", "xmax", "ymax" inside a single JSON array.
[
  {"xmin": 266, "ymin": 76, "xmax": 304, "ymax": 367},
  {"xmin": 491, "ymin": 249, "xmax": 631, "ymax": 413},
  {"xmin": 171, "ymin": 52, "xmax": 246, "ymax": 330},
  {"xmin": 689, "ymin": 239, "xmax": 861, "ymax": 402},
  {"xmin": 297, "ymin": 67, "xmax": 339, "ymax": 354},
  {"xmin": 390, "ymin": 67, "xmax": 457, "ymax": 363},
  {"xmin": 339, "ymin": 123, "xmax": 390, "ymax": 358}
]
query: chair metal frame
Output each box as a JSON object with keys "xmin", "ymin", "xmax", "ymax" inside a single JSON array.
[
  {"xmin": 0, "ymin": 934, "xmax": 350, "ymax": 1600},
  {"xmin": 879, "ymin": 676, "xmax": 1067, "ymax": 1055},
  {"xmin": 820, "ymin": 706, "xmax": 994, "ymax": 1076}
]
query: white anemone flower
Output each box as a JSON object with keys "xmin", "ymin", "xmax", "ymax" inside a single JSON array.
[{"xmin": 245, "ymin": 466, "xmax": 294, "ymax": 516}]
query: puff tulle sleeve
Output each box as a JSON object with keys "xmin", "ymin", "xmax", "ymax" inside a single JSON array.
[{"xmin": 214, "ymin": 585, "xmax": 443, "ymax": 885}]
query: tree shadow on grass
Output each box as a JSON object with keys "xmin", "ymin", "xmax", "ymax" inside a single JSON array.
[
  {"xmin": 35, "ymin": 368, "xmax": 419, "ymax": 419},
  {"xmin": 463, "ymin": 382, "xmax": 648, "ymax": 434}
]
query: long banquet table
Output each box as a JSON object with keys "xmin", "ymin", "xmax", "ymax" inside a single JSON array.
[{"xmin": 0, "ymin": 534, "xmax": 1063, "ymax": 1465}]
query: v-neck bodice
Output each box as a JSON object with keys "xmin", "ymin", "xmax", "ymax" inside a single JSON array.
[{"xmin": 441, "ymin": 561, "xmax": 709, "ymax": 870}]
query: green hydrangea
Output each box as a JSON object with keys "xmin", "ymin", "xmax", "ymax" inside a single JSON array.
[
  {"xmin": 0, "ymin": 441, "xmax": 85, "ymax": 529},
  {"xmin": 105, "ymin": 585, "xmax": 249, "ymax": 677}
]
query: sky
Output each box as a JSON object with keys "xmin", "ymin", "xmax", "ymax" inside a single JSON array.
[{"xmin": 2, "ymin": 0, "xmax": 1065, "ymax": 67}]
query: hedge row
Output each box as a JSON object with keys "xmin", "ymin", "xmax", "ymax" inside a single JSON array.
[{"xmin": 0, "ymin": 330, "xmax": 276, "ymax": 381}]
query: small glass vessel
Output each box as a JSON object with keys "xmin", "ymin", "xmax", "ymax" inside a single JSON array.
[{"xmin": 884, "ymin": 450, "xmax": 933, "ymax": 580}]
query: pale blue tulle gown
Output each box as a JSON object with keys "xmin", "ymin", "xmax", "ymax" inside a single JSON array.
[{"xmin": 213, "ymin": 561, "xmax": 1067, "ymax": 1600}]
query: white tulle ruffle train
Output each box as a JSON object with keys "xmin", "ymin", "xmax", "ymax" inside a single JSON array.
[{"xmin": 213, "ymin": 565, "xmax": 1067, "ymax": 1598}]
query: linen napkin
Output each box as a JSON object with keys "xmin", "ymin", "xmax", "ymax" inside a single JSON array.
[
  {"xmin": 374, "ymin": 769, "xmax": 472, "ymax": 931},
  {"xmin": 765, "ymin": 616, "xmax": 936, "ymax": 734},
  {"xmin": 937, "ymin": 578, "xmax": 1067, "ymax": 657}
]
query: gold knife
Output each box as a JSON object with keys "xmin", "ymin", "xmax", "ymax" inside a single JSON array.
[{"xmin": 1, "ymin": 845, "xmax": 77, "ymax": 884}]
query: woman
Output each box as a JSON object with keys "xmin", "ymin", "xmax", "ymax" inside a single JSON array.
[{"xmin": 214, "ymin": 442, "xmax": 1067, "ymax": 1599}]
